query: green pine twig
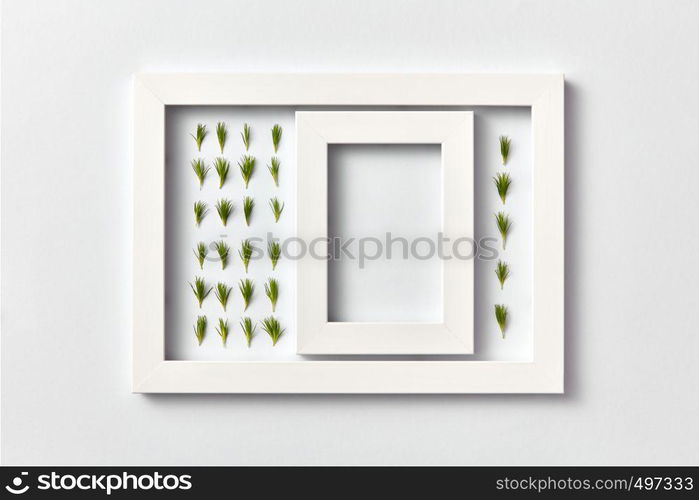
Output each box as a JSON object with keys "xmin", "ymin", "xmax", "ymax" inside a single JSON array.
[
  {"xmin": 495, "ymin": 304, "xmax": 508, "ymax": 339},
  {"xmin": 267, "ymin": 157, "xmax": 280, "ymax": 186},
  {"xmin": 215, "ymin": 198, "xmax": 233, "ymax": 226},
  {"xmin": 260, "ymin": 316, "xmax": 285, "ymax": 346},
  {"xmin": 215, "ymin": 318, "xmax": 229, "ymax": 346},
  {"xmin": 238, "ymin": 155, "xmax": 255, "ymax": 188},
  {"xmin": 271, "ymin": 124, "xmax": 282, "ymax": 153},
  {"xmin": 193, "ymin": 242, "xmax": 207, "ymax": 270},
  {"xmin": 264, "ymin": 278, "xmax": 279, "ymax": 312},
  {"xmin": 241, "ymin": 123, "xmax": 251, "ymax": 151},
  {"xmin": 243, "ymin": 196, "xmax": 254, "ymax": 226},
  {"xmin": 238, "ymin": 278, "xmax": 254, "ymax": 311},
  {"xmin": 499, "ymin": 135, "xmax": 511, "ymax": 165},
  {"xmin": 213, "ymin": 157, "xmax": 230, "ymax": 188},
  {"xmin": 495, "ymin": 211, "xmax": 512, "ymax": 250},
  {"xmin": 216, "ymin": 122, "xmax": 228, "ymax": 153},
  {"xmin": 268, "ymin": 241, "xmax": 281, "ymax": 270},
  {"xmin": 214, "ymin": 241, "xmax": 229, "ymax": 270},
  {"xmin": 190, "ymin": 123, "xmax": 207, "ymax": 151},
  {"xmin": 191, "ymin": 158, "xmax": 210, "ymax": 189},
  {"xmin": 269, "ymin": 197, "xmax": 284, "ymax": 222},
  {"xmin": 238, "ymin": 239, "xmax": 253, "ymax": 273},
  {"xmin": 194, "ymin": 315, "xmax": 207, "ymax": 345},
  {"xmin": 214, "ymin": 282, "xmax": 232, "ymax": 311},
  {"xmin": 495, "ymin": 260, "xmax": 510, "ymax": 290},
  {"xmin": 189, "ymin": 276, "xmax": 212, "ymax": 308},
  {"xmin": 240, "ymin": 316, "xmax": 256, "ymax": 347},
  {"xmin": 493, "ymin": 172, "xmax": 512, "ymax": 204},
  {"xmin": 193, "ymin": 201, "xmax": 208, "ymax": 226}
]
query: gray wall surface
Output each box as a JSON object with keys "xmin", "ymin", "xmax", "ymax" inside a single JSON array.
[{"xmin": 2, "ymin": 0, "xmax": 698, "ymax": 465}]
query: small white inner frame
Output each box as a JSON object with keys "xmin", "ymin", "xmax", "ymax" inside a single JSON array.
[{"xmin": 296, "ymin": 111, "xmax": 474, "ymax": 355}]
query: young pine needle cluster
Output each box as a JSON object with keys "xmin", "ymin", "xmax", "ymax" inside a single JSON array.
[
  {"xmin": 494, "ymin": 304, "xmax": 508, "ymax": 339},
  {"xmin": 269, "ymin": 197, "xmax": 284, "ymax": 222},
  {"xmin": 238, "ymin": 155, "xmax": 255, "ymax": 188},
  {"xmin": 267, "ymin": 157, "xmax": 281, "ymax": 186},
  {"xmin": 241, "ymin": 123, "xmax": 251, "ymax": 151},
  {"xmin": 216, "ymin": 318, "xmax": 229, "ymax": 346},
  {"xmin": 239, "ymin": 278, "xmax": 254, "ymax": 311},
  {"xmin": 240, "ymin": 317, "xmax": 256, "ymax": 347},
  {"xmin": 215, "ymin": 198, "xmax": 233, "ymax": 226},
  {"xmin": 499, "ymin": 135, "xmax": 511, "ymax": 165},
  {"xmin": 191, "ymin": 124, "xmax": 207, "ymax": 151},
  {"xmin": 193, "ymin": 201, "xmax": 208, "ymax": 226},
  {"xmin": 213, "ymin": 157, "xmax": 230, "ymax": 188},
  {"xmin": 191, "ymin": 159, "xmax": 210, "ymax": 189},
  {"xmin": 189, "ymin": 276, "xmax": 212, "ymax": 308},
  {"xmin": 238, "ymin": 239, "xmax": 253, "ymax": 273},
  {"xmin": 495, "ymin": 260, "xmax": 510, "ymax": 290},
  {"xmin": 264, "ymin": 278, "xmax": 279, "ymax": 312},
  {"xmin": 243, "ymin": 196, "xmax": 254, "ymax": 226},
  {"xmin": 194, "ymin": 315, "xmax": 207, "ymax": 345},
  {"xmin": 214, "ymin": 241, "xmax": 229, "ymax": 270},
  {"xmin": 216, "ymin": 122, "xmax": 227, "ymax": 153},
  {"xmin": 268, "ymin": 241, "xmax": 281, "ymax": 270},
  {"xmin": 495, "ymin": 211, "xmax": 511, "ymax": 250},
  {"xmin": 214, "ymin": 282, "xmax": 231, "ymax": 311},
  {"xmin": 260, "ymin": 316, "xmax": 285, "ymax": 346},
  {"xmin": 493, "ymin": 172, "xmax": 512, "ymax": 204},
  {"xmin": 271, "ymin": 124, "xmax": 282, "ymax": 153},
  {"xmin": 193, "ymin": 242, "xmax": 207, "ymax": 270}
]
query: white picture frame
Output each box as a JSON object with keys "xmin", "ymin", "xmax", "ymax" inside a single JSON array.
[
  {"xmin": 133, "ymin": 73, "xmax": 564, "ymax": 393},
  {"xmin": 296, "ymin": 111, "xmax": 474, "ymax": 355}
]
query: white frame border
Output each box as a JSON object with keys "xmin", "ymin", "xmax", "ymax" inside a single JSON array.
[
  {"xmin": 133, "ymin": 74, "xmax": 564, "ymax": 393},
  {"xmin": 297, "ymin": 111, "xmax": 474, "ymax": 355}
]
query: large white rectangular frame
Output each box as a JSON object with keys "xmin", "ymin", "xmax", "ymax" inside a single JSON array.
[
  {"xmin": 297, "ymin": 111, "xmax": 474, "ymax": 355},
  {"xmin": 133, "ymin": 73, "xmax": 564, "ymax": 393}
]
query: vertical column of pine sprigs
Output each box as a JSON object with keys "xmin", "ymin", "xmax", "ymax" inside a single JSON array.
[{"xmin": 495, "ymin": 136, "xmax": 512, "ymax": 339}]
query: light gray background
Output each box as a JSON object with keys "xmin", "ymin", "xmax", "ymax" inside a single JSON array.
[{"xmin": 2, "ymin": 0, "xmax": 698, "ymax": 465}]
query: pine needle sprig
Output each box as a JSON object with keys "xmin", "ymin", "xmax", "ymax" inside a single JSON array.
[
  {"xmin": 194, "ymin": 315, "xmax": 207, "ymax": 345},
  {"xmin": 269, "ymin": 197, "xmax": 284, "ymax": 222},
  {"xmin": 268, "ymin": 241, "xmax": 281, "ymax": 270},
  {"xmin": 264, "ymin": 278, "xmax": 279, "ymax": 312},
  {"xmin": 216, "ymin": 122, "xmax": 228, "ymax": 153},
  {"xmin": 189, "ymin": 276, "xmax": 212, "ymax": 308},
  {"xmin": 495, "ymin": 211, "xmax": 512, "ymax": 250},
  {"xmin": 238, "ymin": 278, "xmax": 254, "ymax": 311},
  {"xmin": 193, "ymin": 242, "xmax": 207, "ymax": 270},
  {"xmin": 271, "ymin": 124, "xmax": 282, "ymax": 153},
  {"xmin": 193, "ymin": 201, "xmax": 208, "ymax": 226},
  {"xmin": 260, "ymin": 316, "xmax": 285, "ymax": 346},
  {"xmin": 213, "ymin": 157, "xmax": 230, "ymax": 188},
  {"xmin": 499, "ymin": 135, "xmax": 511, "ymax": 165},
  {"xmin": 215, "ymin": 198, "xmax": 233, "ymax": 226},
  {"xmin": 243, "ymin": 196, "xmax": 254, "ymax": 226},
  {"xmin": 190, "ymin": 123, "xmax": 207, "ymax": 151},
  {"xmin": 241, "ymin": 123, "xmax": 251, "ymax": 151},
  {"xmin": 238, "ymin": 155, "xmax": 255, "ymax": 188},
  {"xmin": 238, "ymin": 239, "xmax": 253, "ymax": 272},
  {"xmin": 267, "ymin": 157, "xmax": 280, "ymax": 186},
  {"xmin": 214, "ymin": 240, "xmax": 230, "ymax": 270},
  {"xmin": 495, "ymin": 304, "xmax": 508, "ymax": 339},
  {"xmin": 240, "ymin": 317, "xmax": 256, "ymax": 347},
  {"xmin": 495, "ymin": 260, "xmax": 510, "ymax": 290},
  {"xmin": 215, "ymin": 318, "xmax": 229, "ymax": 346},
  {"xmin": 493, "ymin": 172, "xmax": 512, "ymax": 204},
  {"xmin": 191, "ymin": 158, "xmax": 210, "ymax": 189},
  {"xmin": 214, "ymin": 282, "xmax": 232, "ymax": 311}
]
